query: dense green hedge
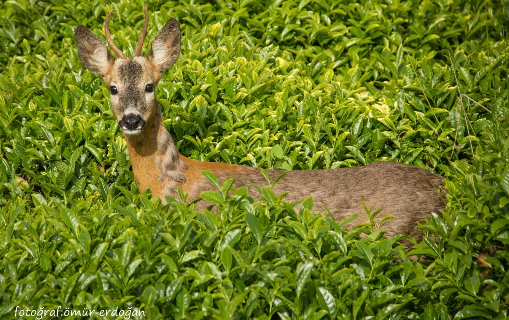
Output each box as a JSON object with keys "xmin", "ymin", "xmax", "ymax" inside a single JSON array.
[{"xmin": 0, "ymin": 0, "xmax": 508, "ymax": 319}]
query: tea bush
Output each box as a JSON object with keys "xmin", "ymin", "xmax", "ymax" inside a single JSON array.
[{"xmin": 0, "ymin": 0, "xmax": 508, "ymax": 319}]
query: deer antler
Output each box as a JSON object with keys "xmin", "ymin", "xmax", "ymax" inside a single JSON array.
[
  {"xmin": 105, "ymin": 9, "xmax": 126, "ymax": 59},
  {"xmin": 134, "ymin": 2, "xmax": 149, "ymax": 57}
]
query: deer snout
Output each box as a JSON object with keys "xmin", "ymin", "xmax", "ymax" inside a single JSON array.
[{"xmin": 119, "ymin": 114, "xmax": 146, "ymax": 133}]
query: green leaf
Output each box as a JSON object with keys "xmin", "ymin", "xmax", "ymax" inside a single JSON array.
[
  {"xmin": 161, "ymin": 233, "xmax": 178, "ymax": 250},
  {"xmin": 492, "ymin": 219, "xmax": 509, "ymax": 234},
  {"xmin": 337, "ymin": 213, "xmax": 363, "ymax": 228},
  {"xmin": 459, "ymin": 67, "xmax": 473, "ymax": 89},
  {"xmin": 160, "ymin": 254, "xmax": 178, "ymax": 272},
  {"xmin": 331, "ymin": 231, "xmax": 348, "ymax": 254},
  {"xmin": 356, "ymin": 242, "xmax": 374, "ymax": 267},
  {"xmin": 200, "ymin": 191, "xmax": 223, "ymax": 204},
  {"xmin": 78, "ymin": 225, "xmax": 91, "ymax": 253},
  {"xmin": 353, "ymin": 289, "xmax": 369, "ymax": 320},
  {"xmin": 423, "ymin": 301, "xmax": 438, "ymax": 320},
  {"xmin": 181, "ymin": 250, "xmax": 204, "ymax": 263},
  {"xmin": 395, "ymin": 44, "xmax": 404, "ymax": 68},
  {"xmin": 261, "ymin": 187, "xmax": 276, "ymax": 205},
  {"xmin": 289, "ymin": 221, "xmax": 307, "ymax": 239},
  {"xmin": 454, "ymin": 305, "xmax": 491, "ymax": 319},
  {"xmin": 85, "ymin": 144, "xmax": 103, "ymax": 164},
  {"xmin": 500, "ymin": 163, "xmax": 509, "ymax": 196},
  {"xmin": 206, "ymin": 71, "xmax": 218, "ymax": 101},
  {"xmin": 317, "ymin": 286, "xmax": 336, "ymax": 317},
  {"xmin": 219, "ymin": 229, "xmax": 241, "ymax": 251},
  {"xmin": 422, "ymin": 34, "xmax": 440, "ymax": 44},
  {"xmin": 220, "ymin": 177, "xmax": 235, "ymax": 198},
  {"xmin": 60, "ymin": 208, "xmax": 79, "ymax": 236},
  {"xmin": 142, "ymin": 285, "xmax": 158, "ymax": 307},
  {"xmin": 295, "ymin": 261, "xmax": 313, "ymax": 298},
  {"xmin": 92, "ymin": 244, "xmax": 109, "ymax": 261},
  {"xmin": 127, "ymin": 259, "xmax": 143, "ymax": 279},
  {"xmin": 302, "ymin": 196, "xmax": 314, "ymax": 211},
  {"xmin": 166, "ymin": 277, "xmax": 183, "ymax": 301},
  {"xmin": 369, "ymin": 292, "xmax": 398, "ymax": 309},
  {"xmin": 221, "ymin": 246, "xmax": 233, "ymax": 274},
  {"xmin": 381, "ymin": 47, "xmax": 398, "ymax": 78},
  {"xmin": 270, "ymin": 145, "xmax": 284, "ymax": 158},
  {"xmin": 40, "ymin": 253, "xmax": 52, "ymax": 271},
  {"xmin": 177, "ymin": 287, "xmax": 190, "ymax": 317},
  {"xmin": 62, "ymin": 273, "xmax": 79, "ymax": 303},
  {"xmin": 464, "ymin": 274, "xmax": 480, "ymax": 296},
  {"xmin": 201, "ymin": 170, "xmax": 221, "ymax": 190},
  {"xmin": 246, "ymin": 212, "xmax": 263, "ymax": 245}
]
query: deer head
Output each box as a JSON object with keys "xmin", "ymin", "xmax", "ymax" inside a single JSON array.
[{"xmin": 74, "ymin": 3, "xmax": 180, "ymax": 137}]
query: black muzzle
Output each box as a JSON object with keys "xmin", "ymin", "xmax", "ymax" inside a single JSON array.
[{"xmin": 119, "ymin": 114, "xmax": 146, "ymax": 131}]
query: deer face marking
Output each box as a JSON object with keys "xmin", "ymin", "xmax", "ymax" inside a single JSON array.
[
  {"xmin": 74, "ymin": 3, "xmax": 181, "ymax": 136},
  {"xmin": 109, "ymin": 59, "xmax": 155, "ymax": 135}
]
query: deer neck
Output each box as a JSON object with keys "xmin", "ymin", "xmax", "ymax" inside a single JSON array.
[{"xmin": 123, "ymin": 103, "xmax": 187, "ymax": 200}]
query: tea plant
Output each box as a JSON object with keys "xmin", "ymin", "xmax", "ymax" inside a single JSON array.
[{"xmin": 0, "ymin": 0, "xmax": 508, "ymax": 319}]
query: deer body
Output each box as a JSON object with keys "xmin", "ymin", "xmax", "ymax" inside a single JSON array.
[{"xmin": 75, "ymin": 5, "xmax": 446, "ymax": 239}]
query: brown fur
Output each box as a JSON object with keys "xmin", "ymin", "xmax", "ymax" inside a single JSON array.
[
  {"xmin": 75, "ymin": 11, "xmax": 447, "ymax": 240},
  {"xmin": 179, "ymin": 156, "xmax": 446, "ymax": 238}
]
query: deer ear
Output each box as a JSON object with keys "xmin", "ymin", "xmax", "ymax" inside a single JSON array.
[
  {"xmin": 147, "ymin": 18, "xmax": 181, "ymax": 72},
  {"xmin": 75, "ymin": 25, "xmax": 115, "ymax": 76}
]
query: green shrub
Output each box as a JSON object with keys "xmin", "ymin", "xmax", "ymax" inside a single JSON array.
[{"xmin": 0, "ymin": 0, "xmax": 508, "ymax": 319}]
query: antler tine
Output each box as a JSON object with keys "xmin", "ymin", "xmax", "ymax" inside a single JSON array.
[
  {"xmin": 105, "ymin": 9, "xmax": 126, "ymax": 59},
  {"xmin": 133, "ymin": 2, "xmax": 149, "ymax": 57}
]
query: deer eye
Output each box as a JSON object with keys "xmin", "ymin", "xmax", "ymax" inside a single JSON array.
[
  {"xmin": 110, "ymin": 86, "xmax": 118, "ymax": 95},
  {"xmin": 145, "ymin": 84, "xmax": 154, "ymax": 93}
]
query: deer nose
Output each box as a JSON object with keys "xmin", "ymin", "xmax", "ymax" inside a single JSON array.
[{"xmin": 120, "ymin": 114, "xmax": 146, "ymax": 130}]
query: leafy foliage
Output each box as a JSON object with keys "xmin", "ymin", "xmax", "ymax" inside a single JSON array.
[{"xmin": 1, "ymin": 0, "xmax": 508, "ymax": 319}]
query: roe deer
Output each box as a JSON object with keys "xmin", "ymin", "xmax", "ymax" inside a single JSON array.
[{"xmin": 75, "ymin": 4, "xmax": 446, "ymax": 239}]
